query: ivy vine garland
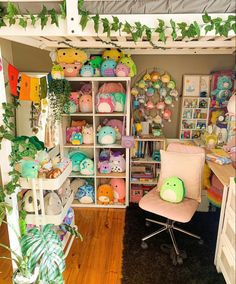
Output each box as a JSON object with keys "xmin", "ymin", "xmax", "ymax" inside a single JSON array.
[{"xmin": 0, "ymin": 0, "xmax": 235, "ymax": 46}]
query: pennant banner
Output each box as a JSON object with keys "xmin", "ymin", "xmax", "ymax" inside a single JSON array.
[
  {"xmin": 19, "ymin": 74, "xmax": 31, "ymax": 101},
  {"xmin": 8, "ymin": 64, "xmax": 19, "ymax": 97},
  {"xmin": 30, "ymin": 77, "xmax": 40, "ymax": 104},
  {"xmin": 40, "ymin": 76, "xmax": 47, "ymax": 99}
]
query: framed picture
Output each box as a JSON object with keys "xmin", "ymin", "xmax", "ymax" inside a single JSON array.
[
  {"xmin": 183, "ymin": 75, "xmax": 200, "ymax": 97},
  {"xmin": 183, "ymin": 75, "xmax": 211, "ymax": 97}
]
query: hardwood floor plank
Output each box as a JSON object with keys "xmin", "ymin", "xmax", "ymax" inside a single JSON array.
[{"xmin": 0, "ymin": 208, "xmax": 126, "ymax": 284}]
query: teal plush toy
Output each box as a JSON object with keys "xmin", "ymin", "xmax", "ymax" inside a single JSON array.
[
  {"xmin": 68, "ymin": 151, "xmax": 88, "ymax": 172},
  {"xmin": 97, "ymin": 126, "xmax": 116, "ymax": 145},
  {"xmin": 112, "ymin": 92, "xmax": 126, "ymax": 112},
  {"xmin": 79, "ymin": 158, "xmax": 94, "ymax": 175},
  {"xmin": 160, "ymin": 177, "xmax": 186, "ymax": 203},
  {"xmin": 119, "ymin": 55, "xmax": 137, "ymax": 77},
  {"xmin": 20, "ymin": 160, "xmax": 39, "ymax": 178},
  {"xmin": 211, "ymin": 75, "xmax": 233, "ymax": 106}
]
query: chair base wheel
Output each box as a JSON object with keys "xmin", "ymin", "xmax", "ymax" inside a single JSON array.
[
  {"xmin": 141, "ymin": 241, "xmax": 148, "ymax": 249},
  {"xmin": 198, "ymin": 239, "xmax": 204, "ymax": 245}
]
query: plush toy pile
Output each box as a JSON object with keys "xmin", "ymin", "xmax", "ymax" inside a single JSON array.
[
  {"xmin": 68, "ymin": 151, "xmax": 94, "ymax": 176},
  {"xmin": 131, "ymin": 69, "xmax": 179, "ymax": 136},
  {"xmin": 50, "ymin": 48, "xmax": 137, "ymax": 78},
  {"xmin": 97, "ymin": 150, "xmax": 126, "ymax": 174}
]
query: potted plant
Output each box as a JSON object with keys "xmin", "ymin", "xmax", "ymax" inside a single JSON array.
[{"xmin": 0, "ymin": 224, "xmax": 66, "ymax": 284}]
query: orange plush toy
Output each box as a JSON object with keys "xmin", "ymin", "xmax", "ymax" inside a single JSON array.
[{"xmin": 97, "ymin": 184, "xmax": 114, "ymax": 205}]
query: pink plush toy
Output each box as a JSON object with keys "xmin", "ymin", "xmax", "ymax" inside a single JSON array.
[
  {"xmin": 110, "ymin": 178, "xmax": 126, "ymax": 204},
  {"xmin": 163, "ymin": 109, "xmax": 172, "ymax": 122},
  {"xmin": 66, "ymin": 126, "xmax": 82, "ymax": 143},
  {"xmin": 60, "ymin": 62, "xmax": 82, "ymax": 77},
  {"xmin": 79, "ymin": 94, "xmax": 93, "ymax": 113},
  {"xmin": 156, "ymin": 101, "xmax": 165, "ymax": 113},
  {"xmin": 70, "ymin": 92, "xmax": 80, "ymax": 105},
  {"xmin": 80, "ymin": 83, "xmax": 92, "ymax": 95},
  {"xmin": 110, "ymin": 151, "xmax": 126, "ymax": 173},
  {"xmin": 98, "ymin": 82, "xmax": 125, "ymax": 94},
  {"xmin": 115, "ymin": 63, "xmax": 130, "ymax": 77},
  {"xmin": 96, "ymin": 94, "xmax": 115, "ymax": 113}
]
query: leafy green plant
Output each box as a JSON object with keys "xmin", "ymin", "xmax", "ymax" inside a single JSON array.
[{"xmin": 48, "ymin": 79, "xmax": 71, "ymax": 121}]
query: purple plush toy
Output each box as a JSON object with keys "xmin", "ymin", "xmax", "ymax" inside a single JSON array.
[{"xmin": 110, "ymin": 151, "xmax": 126, "ymax": 173}]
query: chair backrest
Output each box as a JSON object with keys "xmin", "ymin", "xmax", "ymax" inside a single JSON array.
[{"xmin": 158, "ymin": 143, "xmax": 205, "ymax": 203}]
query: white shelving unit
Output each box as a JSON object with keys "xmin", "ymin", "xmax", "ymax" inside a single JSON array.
[
  {"xmin": 179, "ymin": 96, "xmax": 210, "ymax": 140},
  {"xmin": 60, "ymin": 77, "xmax": 131, "ymax": 208}
]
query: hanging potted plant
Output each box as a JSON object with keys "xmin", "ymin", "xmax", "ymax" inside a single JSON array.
[{"xmin": 1, "ymin": 224, "xmax": 66, "ymax": 284}]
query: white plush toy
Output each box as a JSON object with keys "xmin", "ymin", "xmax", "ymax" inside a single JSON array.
[
  {"xmin": 70, "ymin": 178, "xmax": 86, "ymax": 193},
  {"xmin": 22, "ymin": 190, "xmax": 41, "ymax": 214},
  {"xmin": 44, "ymin": 192, "xmax": 63, "ymax": 215}
]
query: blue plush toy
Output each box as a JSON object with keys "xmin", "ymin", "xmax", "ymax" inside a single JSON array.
[
  {"xmin": 101, "ymin": 59, "xmax": 117, "ymax": 77},
  {"xmin": 79, "ymin": 158, "xmax": 94, "ymax": 175},
  {"xmin": 80, "ymin": 64, "xmax": 95, "ymax": 77},
  {"xmin": 211, "ymin": 76, "xmax": 233, "ymax": 106},
  {"xmin": 75, "ymin": 182, "xmax": 95, "ymax": 204},
  {"xmin": 20, "ymin": 160, "xmax": 39, "ymax": 178},
  {"xmin": 97, "ymin": 126, "xmax": 116, "ymax": 145},
  {"xmin": 70, "ymin": 132, "xmax": 83, "ymax": 145},
  {"xmin": 68, "ymin": 151, "xmax": 88, "ymax": 172}
]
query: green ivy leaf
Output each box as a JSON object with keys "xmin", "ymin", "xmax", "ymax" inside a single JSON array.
[
  {"xmin": 205, "ymin": 24, "xmax": 213, "ymax": 33},
  {"xmin": 102, "ymin": 18, "xmax": 110, "ymax": 37},
  {"xmin": 194, "ymin": 21, "xmax": 200, "ymax": 37},
  {"xmin": 0, "ymin": 18, "xmax": 6, "ymax": 28},
  {"xmin": 111, "ymin": 16, "xmax": 120, "ymax": 32},
  {"xmin": 3, "ymin": 132, "xmax": 14, "ymax": 141},
  {"xmin": 170, "ymin": 19, "xmax": 177, "ymax": 40},
  {"xmin": 9, "ymin": 17, "xmax": 16, "ymax": 26},
  {"xmin": 202, "ymin": 12, "xmax": 211, "ymax": 24},
  {"xmin": 122, "ymin": 21, "xmax": 132, "ymax": 34},
  {"xmin": 59, "ymin": 0, "xmax": 66, "ymax": 19},
  {"xmin": 159, "ymin": 31, "xmax": 166, "ymax": 42},
  {"xmin": 49, "ymin": 8, "xmax": 59, "ymax": 27},
  {"xmin": 19, "ymin": 18, "xmax": 27, "ymax": 29},
  {"xmin": 38, "ymin": 5, "xmax": 48, "ymax": 30},
  {"xmin": 6, "ymin": 2, "xmax": 18, "ymax": 18},
  {"xmin": 158, "ymin": 19, "xmax": 165, "ymax": 28},
  {"xmin": 145, "ymin": 26, "xmax": 152, "ymax": 41},
  {"xmin": 92, "ymin": 14, "xmax": 99, "ymax": 33},
  {"xmin": 232, "ymin": 23, "xmax": 236, "ymax": 33},
  {"xmin": 80, "ymin": 12, "xmax": 89, "ymax": 30}
]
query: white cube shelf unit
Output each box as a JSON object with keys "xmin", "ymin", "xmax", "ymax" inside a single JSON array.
[
  {"xmin": 60, "ymin": 77, "xmax": 131, "ymax": 208},
  {"xmin": 179, "ymin": 96, "xmax": 210, "ymax": 140}
]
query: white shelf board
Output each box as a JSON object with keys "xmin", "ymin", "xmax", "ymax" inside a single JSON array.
[
  {"xmin": 95, "ymin": 113, "xmax": 126, "ymax": 117},
  {"xmin": 131, "ymin": 157, "xmax": 160, "ymax": 164},
  {"xmin": 96, "ymin": 172, "xmax": 126, "ymax": 178},
  {"xmin": 130, "ymin": 180, "xmax": 158, "ymax": 185},
  {"xmin": 19, "ymin": 163, "xmax": 72, "ymax": 190},
  {"xmin": 95, "ymin": 143, "xmax": 122, "ymax": 148},
  {"xmin": 69, "ymin": 172, "xmax": 95, "ymax": 178},
  {"xmin": 64, "ymin": 143, "xmax": 94, "ymax": 148},
  {"xmin": 62, "ymin": 113, "xmax": 93, "ymax": 117},
  {"xmin": 72, "ymin": 200, "xmax": 126, "ymax": 208},
  {"xmin": 66, "ymin": 77, "xmax": 131, "ymax": 82}
]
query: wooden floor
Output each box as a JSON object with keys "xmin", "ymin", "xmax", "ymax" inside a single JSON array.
[{"xmin": 0, "ymin": 208, "xmax": 126, "ymax": 284}]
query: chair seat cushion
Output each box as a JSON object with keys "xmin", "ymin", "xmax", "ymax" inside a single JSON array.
[{"xmin": 139, "ymin": 188, "xmax": 199, "ymax": 223}]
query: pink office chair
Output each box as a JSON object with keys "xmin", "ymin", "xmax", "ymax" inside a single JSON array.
[{"xmin": 139, "ymin": 143, "xmax": 205, "ymax": 264}]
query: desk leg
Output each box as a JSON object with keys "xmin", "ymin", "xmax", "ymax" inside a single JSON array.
[{"xmin": 214, "ymin": 184, "xmax": 229, "ymax": 271}]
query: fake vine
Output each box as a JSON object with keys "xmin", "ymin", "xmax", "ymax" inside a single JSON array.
[{"xmin": 0, "ymin": 1, "xmax": 235, "ymax": 45}]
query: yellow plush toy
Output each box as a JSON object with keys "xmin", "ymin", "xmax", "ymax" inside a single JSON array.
[
  {"xmin": 102, "ymin": 48, "xmax": 123, "ymax": 62},
  {"xmin": 210, "ymin": 110, "xmax": 223, "ymax": 125},
  {"xmin": 57, "ymin": 48, "xmax": 88, "ymax": 64},
  {"xmin": 204, "ymin": 163, "xmax": 211, "ymax": 189}
]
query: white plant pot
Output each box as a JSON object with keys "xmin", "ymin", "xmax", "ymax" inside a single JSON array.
[{"xmin": 13, "ymin": 266, "xmax": 39, "ymax": 284}]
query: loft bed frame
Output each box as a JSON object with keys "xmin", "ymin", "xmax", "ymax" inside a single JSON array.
[{"xmin": 0, "ymin": 0, "xmax": 235, "ymax": 275}]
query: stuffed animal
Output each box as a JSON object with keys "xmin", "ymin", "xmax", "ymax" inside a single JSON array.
[
  {"xmin": 204, "ymin": 163, "xmax": 211, "ymax": 190},
  {"xmin": 20, "ymin": 160, "xmax": 39, "ymax": 178},
  {"xmin": 51, "ymin": 64, "xmax": 64, "ymax": 79},
  {"xmin": 58, "ymin": 179, "xmax": 72, "ymax": 206},
  {"xmin": 59, "ymin": 62, "xmax": 82, "ymax": 77},
  {"xmin": 68, "ymin": 151, "xmax": 88, "ymax": 172},
  {"xmin": 70, "ymin": 132, "xmax": 83, "ymax": 145},
  {"xmin": 79, "ymin": 158, "xmax": 94, "ymax": 175},
  {"xmin": 79, "ymin": 94, "xmax": 93, "ymax": 113},
  {"xmin": 57, "ymin": 48, "xmax": 88, "ymax": 64},
  {"xmin": 46, "ymin": 168, "xmax": 62, "ymax": 179},
  {"xmin": 156, "ymin": 101, "xmax": 165, "ymax": 112},
  {"xmin": 98, "ymin": 161, "xmax": 112, "ymax": 174},
  {"xmin": 71, "ymin": 120, "xmax": 87, "ymax": 128},
  {"xmin": 102, "ymin": 48, "xmax": 123, "ymax": 62},
  {"xmin": 115, "ymin": 63, "xmax": 130, "ymax": 77},
  {"xmin": 80, "ymin": 83, "xmax": 92, "ymax": 95},
  {"xmin": 98, "ymin": 82, "xmax": 125, "ymax": 94},
  {"xmin": 119, "ymin": 55, "xmax": 137, "ymax": 77},
  {"xmin": 75, "ymin": 182, "xmax": 95, "ymax": 204},
  {"xmin": 160, "ymin": 176, "xmax": 186, "ymax": 203},
  {"xmin": 44, "ymin": 192, "xmax": 63, "ymax": 215},
  {"xmin": 35, "ymin": 150, "xmax": 50, "ymax": 168},
  {"xmin": 89, "ymin": 55, "xmax": 103, "ymax": 76},
  {"xmin": 96, "ymin": 94, "xmax": 115, "ymax": 113},
  {"xmin": 110, "ymin": 151, "xmax": 126, "ymax": 172},
  {"xmin": 211, "ymin": 75, "xmax": 233, "ymax": 106},
  {"xmin": 150, "ymin": 71, "xmax": 160, "ymax": 82},
  {"xmin": 161, "ymin": 72, "xmax": 171, "ymax": 83},
  {"xmin": 227, "ymin": 93, "xmax": 236, "ymax": 116},
  {"xmin": 66, "ymin": 126, "xmax": 83, "ymax": 143},
  {"xmin": 101, "ymin": 59, "xmax": 117, "ymax": 77},
  {"xmin": 167, "ymin": 80, "xmax": 176, "ymax": 89},
  {"xmin": 99, "ymin": 149, "xmax": 111, "ymax": 162},
  {"xmin": 60, "ymin": 207, "xmax": 74, "ymax": 236},
  {"xmin": 102, "ymin": 119, "xmax": 123, "ymax": 139},
  {"xmin": 22, "ymin": 190, "xmax": 41, "ymax": 214},
  {"xmin": 164, "ymin": 95, "xmax": 174, "ymax": 107},
  {"xmin": 163, "ymin": 109, "xmax": 172, "ymax": 122},
  {"xmin": 97, "ymin": 184, "xmax": 114, "ymax": 205},
  {"xmin": 112, "ymin": 93, "xmax": 126, "ymax": 112},
  {"xmin": 97, "ymin": 126, "xmax": 116, "ymax": 145},
  {"xmin": 82, "ymin": 124, "xmax": 94, "ymax": 144},
  {"xmin": 110, "ymin": 178, "xmax": 126, "ymax": 204},
  {"xmin": 70, "ymin": 178, "xmax": 86, "ymax": 193},
  {"xmin": 64, "ymin": 100, "xmax": 77, "ymax": 114},
  {"xmin": 80, "ymin": 64, "xmax": 95, "ymax": 77}
]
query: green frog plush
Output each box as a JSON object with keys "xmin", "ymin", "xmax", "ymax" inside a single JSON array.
[
  {"xmin": 160, "ymin": 176, "xmax": 186, "ymax": 203},
  {"xmin": 119, "ymin": 55, "xmax": 137, "ymax": 77}
]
